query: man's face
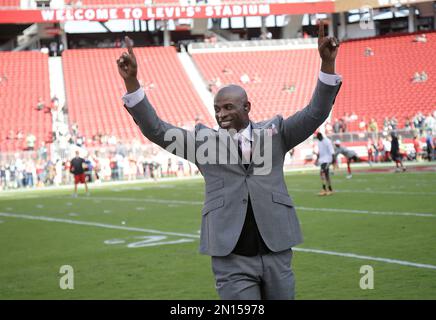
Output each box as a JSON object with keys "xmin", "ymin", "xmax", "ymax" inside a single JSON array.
[{"xmin": 214, "ymin": 85, "xmax": 250, "ymax": 131}]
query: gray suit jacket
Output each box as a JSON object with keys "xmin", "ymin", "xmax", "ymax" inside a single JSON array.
[{"xmin": 125, "ymin": 80, "xmax": 341, "ymax": 256}]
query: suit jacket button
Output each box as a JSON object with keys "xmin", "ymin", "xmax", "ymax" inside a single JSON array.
[{"xmin": 242, "ymin": 199, "xmax": 247, "ymax": 204}]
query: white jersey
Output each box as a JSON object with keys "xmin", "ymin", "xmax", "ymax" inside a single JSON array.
[{"xmin": 318, "ymin": 137, "xmax": 335, "ymax": 164}]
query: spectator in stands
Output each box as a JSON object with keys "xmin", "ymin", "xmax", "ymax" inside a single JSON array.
[
  {"xmin": 282, "ymin": 84, "xmax": 296, "ymax": 93},
  {"xmin": 413, "ymin": 112, "xmax": 424, "ymax": 134},
  {"xmin": 240, "ymin": 73, "xmax": 250, "ymax": 84},
  {"xmin": 71, "ymin": 122, "xmax": 79, "ymax": 137},
  {"xmin": 0, "ymin": 73, "xmax": 7, "ymax": 85},
  {"xmin": 404, "ymin": 117, "xmax": 413, "ymax": 130},
  {"xmin": 208, "ymin": 77, "xmax": 222, "ymax": 92},
  {"xmin": 376, "ymin": 136, "xmax": 384, "ymax": 162},
  {"xmin": 252, "ymin": 74, "xmax": 261, "ymax": 83},
  {"xmin": 114, "ymin": 38, "xmax": 122, "ymax": 48},
  {"xmin": 412, "ymin": 72, "xmax": 422, "ymax": 83},
  {"xmin": 144, "ymin": 81, "xmax": 155, "ymax": 91},
  {"xmin": 367, "ymin": 138, "xmax": 375, "ymax": 165},
  {"xmin": 26, "ymin": 133, "xmax": 36, "ymax": 151},
  {"xmin": 325, "ymin": 120, "xmax": 333, "ymax": 135},
  {"xmin": 413, "ymin": 135, "xmax": 422, "ymax": 161},
  {"xmin": 167, "ymin": 158, "xmax": 172, "ymax": 176},
  {"xmin": 383, "ymin": 135, "xmax": 391, "ymax": 161},
  {"xmin": 414, "ymin": 34, "xmax": 427, "ymax": 43},
  {"xmin": 260, "ymin": 31, "xmax": 272, "ymax": 40},
  {"xmin": 390, "ymin": 117, "xmax": 398, "ymax": 130},
  {"xmin": 390, "ymin": 132, "xmax": 406, "ymax": 172},
  {"xmin": 383, "ymin": 117, "xmax": 391, "ymax": 132},
  {"xmin": 84, "ymin": 158, "xmax": 93, "ymax": 183},
  {"xmin": 7, "ymin": 129, "xmax": 15, "ymax": 140},
  {"xmin": 368, "ymin": 118, "xmax": 378, "ymax": 133},
  {"xmin": 420, "ymin": 71, "xmax": 428, "ymax": 82},
  {"xmin": 425, "ymin": 130, "xmax": 434, "ymax": 161},
  {"xmin": 36, "ymin": 97, "xmax": 45, "ymax": 111},
  {"xmin": 38, "ymin": 141, "xmax": 48, "ymax": 161},
  {"xmin": 222, "ymin": 66, "xmax": 232, "ymax": 75},
  {"xmin": 339, "ymin": 117, "xmax": 347, "ymax": 133},
  {"xmin": 50, "ymin": 95, "xmax": 59, "ymax": 111},
  {"xmin": 0, "ymin": 162, "xmax": 6, "ymax": 190},
  {"xmin": 49, "ymin": 41, "xmax": 58, "ymax": 57},
  {"xmin": 15, "ymin": 155, "xmax": 24, "ymax": 189},
  {"xmin": 76, "ymin": 135, "xmax": 84, "ymax": 147},
  {"xmin": 359, "ymin": 117, "xmax": 367, "ymax": 131},
  {"xmin": 24, "ymin": 159, "xmax": 35, "ymax": 188},
  {"xmin": 333, "ymin": 118, "xmax": 341, "ymax": 133},
  {"xmin": 16, "ymin": 130, "xmax": 24, "ymax": 140},
  {"xmin": 424, "ymin": 113, "xmax": 435, "ymax": 132},
  {"xmin": 364, "ymin": 47, "xmax": 374, "ymax": 56}
]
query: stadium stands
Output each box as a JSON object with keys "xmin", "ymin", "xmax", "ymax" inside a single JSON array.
[
  {"xmin": 193, "ymin": 32, "xmax": 436, "ymax": 129},
  {"xmin": 334, "ymin": 32, "xmax": 435, "ymax": 130},
  {"xmin": 62, "ymin": 46, "xmax": 213, "ymax": 145},
  {"xmin": 193, "ymin": 49, "xmax": 321, "ymax": 122},
  {"xmin": 1, "ymin": 32, "xmax": 434, "ymax": 153},
  {"xmin": 0, "ymin": 51, "xmax": 52, "ymax": 152}
]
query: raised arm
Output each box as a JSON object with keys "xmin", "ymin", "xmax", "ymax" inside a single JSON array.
[
  {"xmin": 117, "ymin": 37, "xmax": 196, "ymax": 161},
  {"xmin": 282, "ymin": 20, "xmax": 342, "ymax": 151},
  {"xmin": 117, "ymin": 36, "xmax": 140, "ymax": 93}
]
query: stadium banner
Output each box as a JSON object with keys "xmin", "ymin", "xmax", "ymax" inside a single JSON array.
[
  {"xmin": 334, "ymin": 0, "xmax": 434, "ymax": 12},
  {"xmin": 0, "ymin": 2, "xmax": 335, "ymax": 23}
]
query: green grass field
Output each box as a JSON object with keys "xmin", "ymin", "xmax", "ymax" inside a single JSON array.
[{"xmin": 1, "ymin": 168, "xmax": 435, "ymax": 299}]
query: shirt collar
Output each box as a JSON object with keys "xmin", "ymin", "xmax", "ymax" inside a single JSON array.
[{"xmin": 238, "ymin": 123, "xmax": 252, "ymax": 142}]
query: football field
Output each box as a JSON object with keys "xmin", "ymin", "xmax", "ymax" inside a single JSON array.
[{"xmin": 1, "ymin": 168, "xmax": 435, "ymax": 299}]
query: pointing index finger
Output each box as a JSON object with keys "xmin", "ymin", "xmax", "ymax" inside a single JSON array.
[
  {"xmin": 318, "ymin": 19, "xmax": 325, "ymax": 39},
  {"xmin": 125, "ymin": 36, "xmax": 134, "ymax": 56}
]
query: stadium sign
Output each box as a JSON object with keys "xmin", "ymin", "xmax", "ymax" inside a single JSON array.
[
  {"xmin": 0, "ymin": 2, "xmax": 335, "ymax": 23},
  {"xmin": 335, "ymin": 0, "xmax": 434, "ymax": 11}
]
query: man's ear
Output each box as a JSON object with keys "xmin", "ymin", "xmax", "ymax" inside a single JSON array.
[{"xmin": 244, "ymin": 101, "xmax": 251, "ymax": 113}]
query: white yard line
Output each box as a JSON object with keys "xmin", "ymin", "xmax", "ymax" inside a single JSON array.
[
  {"xmin": 293, "ymin": 248, "xmax": 436, "ymax": 270},
  {"xmin": 59, "ymin": 196, "xmax": 436, "ymax": 218},
  {"xmin": 1, "ymin": 212, "xmax": 436, "ymax": 270},
  {"xmin": 287, "ymin": 188, "xmax": 436, "ymax": 196},
  {"xmin": 0, "ymin": 212, "xmax": 200, "ymax": 239},
  {"xmin": 298, "ymin": 207, "xmax": 436, "ymax": 218},
  {"xmin": 57, "ymin": 196, "xmax": 203, "ymax": 205}
]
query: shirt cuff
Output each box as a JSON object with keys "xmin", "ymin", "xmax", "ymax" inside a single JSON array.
[
  {"xmin": 122, "ymin": 87, "xmax": 145, "ymax": 108},
  {"xmin": 319, "ymin": 71, "xmax": 342, "ymax": 86}
]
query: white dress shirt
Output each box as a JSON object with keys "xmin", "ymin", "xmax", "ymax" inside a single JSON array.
[
  {"xmin": 234, "ymin": 123, "xmax": 253, "ymax": 163},
  {"xmin": 122, "ymin": 71, "xmax": 342, "ymax": 108},
  {"xmin": 318, "ymin": 137, "xmax": 335, "ymax": 164}
]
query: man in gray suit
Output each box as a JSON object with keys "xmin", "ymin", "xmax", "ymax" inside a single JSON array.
[{"xmin": 117, "ymin": 20, "xmax": 342, "ymax": 300}]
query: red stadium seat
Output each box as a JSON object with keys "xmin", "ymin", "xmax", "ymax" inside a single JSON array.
[{"xmin": 0, "ymin": 0, "xmax": 20, "ymax": 7}]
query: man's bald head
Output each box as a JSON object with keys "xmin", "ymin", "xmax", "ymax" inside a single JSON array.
[
  {"xmin": 215, "ymin": 84, "xmax": 248, "ymax": 105},
  {"xmin": 214, "ymin": 84, "xmax": 251, "ymax": 131}
]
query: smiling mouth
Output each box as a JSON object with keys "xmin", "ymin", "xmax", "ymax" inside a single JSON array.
[{"xmin": 220, "ymin": 120, "xmax": 232, "ymax": 128}]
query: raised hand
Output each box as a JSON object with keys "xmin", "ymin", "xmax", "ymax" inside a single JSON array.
[
  {"xmin": 117, "ymin": 36, "xmax": 140, "ymax": 93},
  {"xmin": 318, "ymin": 20, "xmax": 340, "ymax": 74}
]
